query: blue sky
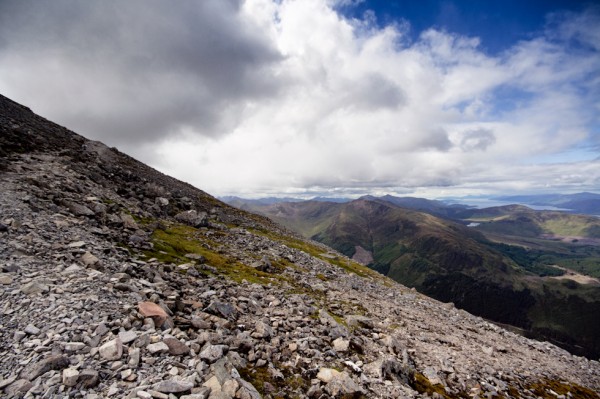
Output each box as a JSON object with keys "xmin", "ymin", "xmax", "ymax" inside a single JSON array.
[
  {"xmin": 0, "ymin": 0, "xmax": 598, "ymax": 199},
  {"xmin": 341, "ymin": 0, "xmax": 590, "ymax": 54}
]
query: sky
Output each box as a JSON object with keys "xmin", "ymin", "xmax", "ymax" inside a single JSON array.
[{"xmin": 0, "ymin": 0, "xmax": 599, "ymax": 199}]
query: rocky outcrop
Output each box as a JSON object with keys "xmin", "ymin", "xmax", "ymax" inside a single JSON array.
[{"xmin": 1, "ymin": 94, "xmax": 599, "ymax": 398}]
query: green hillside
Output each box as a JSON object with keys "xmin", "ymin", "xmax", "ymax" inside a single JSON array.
[{"xmin": 250, "ymin": 198, "xmax": 600, "ymax": 359}]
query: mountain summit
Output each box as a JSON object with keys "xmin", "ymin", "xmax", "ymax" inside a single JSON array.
[{"xmin": 1, "ymin": 94, "xmax": 599, "ymax": 398}]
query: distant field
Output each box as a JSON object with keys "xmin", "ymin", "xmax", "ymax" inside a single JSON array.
[{"xmin": 478, "ymin": 232, "xmax": 600, "ymax": 279}]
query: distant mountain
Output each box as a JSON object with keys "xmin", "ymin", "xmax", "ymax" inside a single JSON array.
[
  {"xmin": 362, "ymin": 194, "xmax": 471, "ymax": 218},
  {"xmin": 458, "ymin": 204, "xmax": 600, "ymax": 241},
  {"xmin": 494, "ymin": 192, "xmax": 600, "ymax": 215},
  {"xmin": 252, "ymin": 197, "xmax": 600, "ymax": 358},
  {"xmin": 221, "ymin": 195, "xmax": 351, "ymax": 211}
]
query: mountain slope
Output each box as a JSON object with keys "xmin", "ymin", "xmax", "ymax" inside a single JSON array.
[
  {"xmin": 252, "ymin": 198, "xmax": 600, "ymax": 359},
  {"xmin": 1, "ymin": 94, "xmax": 599, "ymax": 398}
]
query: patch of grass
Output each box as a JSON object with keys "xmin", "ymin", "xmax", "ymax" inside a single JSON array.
[
  {"xmin": 144, "ymin": 223, "xmax": 285, "ymax": 285},
  {"xmin": 250, "ymin": 227, "xmax": 383, "ymax": 281},
  {"xmin": 528, "ymin": 379, "xmax": 600, "ymax": 399},
  {"xmin": 238, "ymin": 364, "xmax": 310, "ymax": 399},
  {"xmin": 410, "ymin": 372, "xmax": 460, "ymax": 399}
]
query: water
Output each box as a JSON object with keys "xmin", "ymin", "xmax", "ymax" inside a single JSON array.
[{"xmin": 446, "ymin": 198, "xmax": 572, "ymax": 211}]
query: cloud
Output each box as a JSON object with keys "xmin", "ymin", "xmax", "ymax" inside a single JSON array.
[
  {"xmin": 0, "ymin": 0, "xmax": 598, "ymax": 197},
  {"xmin": 459, "ymin": 129, "xmax": 496, "ymax": 151},
  {"xmin": 0, "ymin": 0, "xmax": 281, "ymax": 147}
]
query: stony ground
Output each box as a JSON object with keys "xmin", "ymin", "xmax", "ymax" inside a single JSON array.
[{"xmin": 1, "ymin": 94, "xmax": 599, "ymax": 399}]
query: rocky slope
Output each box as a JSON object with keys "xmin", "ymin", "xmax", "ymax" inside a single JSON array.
[{"xmin": 1, "ymin": 93, "xmax": 599, "ymax": 399}]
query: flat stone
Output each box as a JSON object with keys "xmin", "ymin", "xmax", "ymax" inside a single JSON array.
[
  {"xmin": 0, "ymin": 273, "xmax": 13, "ymax": 284},
  {"xmin": 0, "ymin": 376, "xmax": 17, "ymax": 389},
  {"xmin": 79, "ymin": 369, "xmax": 99, "ymax": 388},
  {"xmin": 174, "ymin": 210, "xmax": 208, "ymax": 228},
  {"xmin": 199, "ymin": 344, "xmax": 227, "ymax": 363},
  {"xmin": 333, "ymin": 337, "xmax": 350, "ymax": 352},
  {"xmin": 4, "ymin": 379, "xmax": 33, "ymax": 396},
  {"xmin": 24, "ymin": 324, "xmax": 40, "ymax": 335},
  {"xmin": 163, "ymin": 337, "xmax": 190, "ymax": 356},
  {"xmin": 147, "ymin": 390, "xmax": 169, "ymax": 399},
  {"xmin": 253, "ymin": 321, "xmax": 272, "ymax": 339},
  {"xmin": 62, "ymin": 264, "xmax": 82, "ymax": 274},
  {"xmin": 147, "ymin": 342, "xmax": 170, "ymax": 354},
  {"xmin": 22, "ymin": 354, "xmax": 70, "ymax": 380},
  {"xmin": 118, "ymin": 330, "xmax": 138, "ymax": 344},
  {"xmin": 120, "ymin": 213, "xmax": 139, "ymax": 230},
  {"xmin": 181, "ymin": 390, "xmax": 210, "ymax": 399},
  {"xmin": 317, "ymin": 368, "xmax": 341, "ymax": 383},
  {"xmin": 205, "ymin": 301, "xmax": 237, "ymax": 320},
  {"xmin": 202, "ymin": 375, "xmax": 221, "ymax": 392},
  {"xmin": 137, "ymin": 391, "xmax": 153, "ymax": 399},
  {"xmin": 81, "ymin": 251, "xmax": 100, "ymax": 266},
  {"xmin": 222, "ymin": 379, "xmax": 239, "ymax": 396},
  {"xmin": 236, "ymin": 378, "xmax": 262, "ymax": 399},
  {"xmin": 191, "ymin": 317, "xmax": 211, "ymax": 330},
  {"xmin": 20, "ymin": 280, "xmax": 49, "ymax": 295},
  {"xmin": 68, "ymin": 240, "xmax": 87, "ymax": 248},
  {"xmin": 153, "ymin": 379, "xmax": 194, "ymax": 393},
  {"xmin": 99, "ymin": 338, "xmax": 123, "ymax": 360},
  {"xmin": 64, "ymin": 342, "xmax": 86, "ymax": 352},
  {"xmin": 138, "ymin": 301, "xmax": 169, "ymax": 328},
  {"xmin": 324, "ymin": 371, "xmax": 362, "ymax": 397},
  {"xmin": 66, "ymin": 202, "xmax": 95, "ymax": 217},
  {"xmin": 62, "ymin": 368, "xmax": 79, "ymax": 387}
]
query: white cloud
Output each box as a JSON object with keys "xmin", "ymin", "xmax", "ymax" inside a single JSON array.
[{"xmin": 0, "ymin": 0, "xmax": 598, "ymax": 198}]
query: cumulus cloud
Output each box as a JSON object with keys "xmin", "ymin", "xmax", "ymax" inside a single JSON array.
[
  {"xmin": 0, "ymin": 0, "xmax": 598, "ymax": 197},
  {"xmin": 0, "ymin": 0, "xmax": 281, "ymax": 146}
]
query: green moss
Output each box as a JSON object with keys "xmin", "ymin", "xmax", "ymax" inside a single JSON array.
[
  {"xmin": 410, "ymin": 372, "xmax": 467, "ymax": 399},
  {"xmin": 528, "ymin": 379, "xmax": 600, "ymax": 399},
  {"xmin": 250, "ymin": 227, "xmax": 384, "ymax": 281},
  {"xmin": 237, "ymin": 365, "xmax": 310, "ymax": 399},
  {"xmin": 144, "ymin": 223, "xmax": 285, "ymax": 285},
  {"xmin": 316, "ymin": 273, "xmax": 327, "ymax": 281}
]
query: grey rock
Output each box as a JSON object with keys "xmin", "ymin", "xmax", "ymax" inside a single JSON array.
[
  {"xmin": 164, "ymin": 337, "xmax": 191, "ymax": 356},
  {"xmin": 147, "ymin": 341, "xmax": 170, "ymax": 354},
  {"xmin": 65, "ymin": 201, "xmax": 95, "ymax": 216},
  {"xmin": 20, "ymin": 280, "xmax": 49, "ymax": 295},
  {"xmin": 4, "ymin": 379, "xmax": 33, "ymax": 396},
  {"xmin": 120, "ymin": 213, "xmax": 139, "ymax": 230},
  {"xmin": 99, "ymin": 338, "xmax": 123, "ymax": 360},
  {"xmin": 153, "ymin": 379, "xmax": 194, "ymax": 393},
  {"xmin": 181, "ymin": 388, "xmax": 210, "ymax": 399},
  {"xmin": 118, "ymin": 330, "xmax": 138, "ymax": 344},
  {"xmin": 81, "ymin": 251, "xmax": 100, "ymax": 266},
  {"xmin": 79, "ymin": 369, "xmax": 100, "ymax": 388},
  {"xmin": 0, "ymin": 273, "xmax": 13, "ymax": 284},
  {"xmin": 22, "ymin": 354, "xmax": 70, "ymax": 380},
  {"xmin": 24, "ymin": 324, "xmax": 40, "ymax": 335},
  {"xmin": 62, "ymin": 368, "xmax": 79, "ymax": 387},
  {"xmin": 175, "ymin": 210, "xmax": 208, "ymax": 228},
  {"xmin": 235, "ymin": 378, "xmax": 262, "ymax": 399},
  {"xmin": 253, "ymin": 321, "xmax": 272, "ymax": 339},
  {"xmin": 205, "ymin": 301, "xmax": 238, "ymax": 321},
  {"xmin": 324, "ymin": 372, "xmax": 362, "ymax": 397},
  {"xmin": 199, "ymin": 344, "xmax": 228, "ymax": 363}
]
